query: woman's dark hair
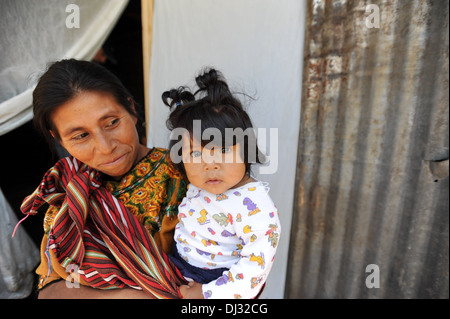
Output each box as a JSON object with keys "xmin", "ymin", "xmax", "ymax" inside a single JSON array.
[
  {"xmin": 32, "ymin": 59, "xmax": 144, "ymax": 154},
  {"xmin": 162, "ymin": 68, "xmax": 265, "ymax": 176}
]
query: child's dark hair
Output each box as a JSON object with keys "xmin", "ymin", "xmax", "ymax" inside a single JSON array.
[{"xmin": 162, "ymin": 68, "xmax": 265, "ymax": 176}]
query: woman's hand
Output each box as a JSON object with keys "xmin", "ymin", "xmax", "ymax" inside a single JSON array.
[
  {"xmin": 179, "ymin": 281, "xmax": 204, "ymax": 299},
  {"xmin": 38, "ymin": 280, "xmax": 154, "ymax": 299}
]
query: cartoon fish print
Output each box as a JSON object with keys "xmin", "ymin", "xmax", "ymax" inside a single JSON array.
[
  {"xmin": 243, "ymin": 197, "xmax": 261, "ymax": 216},
  {"xmin": 204, "ymin": 196, "xmax": 211, "ymax": 203},
  {"xmin": 233, "ymin": 191, "xmax": 241, "ymax": 196},
  {"xmin": 213, "ymin": 213, "xmax": 233, "ymax": 227},
  {"xmin": 243, "ymin": 225, "xmax": 252, "ymax": 234},
  {"xmin": 243, "ymin": 197, "xmax": 257, "ymax": 210},
  {"xmin": 235, "ymin": 273, "xmax": 244, "ymax": 280},
  {"xmin": 265, "ymin": 224, "xmax": 279, "ymax": 248},
  {"xmin": 248, "ymin": 187, "xmax": 256, "ymax": 191},
  {"xmin": 196, "ymin": 248, "xmax": 210, "ymax": 256},
  {"xmin": 221, "ymin": 230, "xmax": 235, "ymax": 237},
  {"xmin": 204, "ymin": 290, "xmax": 212, "ymax": 299},
  {"xmin": 196, "ymin": 248, "xmax": 215, "ymax": 260},
  {"xmin": 251, "ymin": 276, "xmax": 263, "ymax": 288},
  {"xmin": 250, "ymin": 234, "xmax": 257, "ymax": 242},
  {"xmin": 182, "ymin": 247, "xmax": 191, "ymax": 253},
  {"xmin": 207, "ymin": 227, "xmax": 216, "ymax": 235},
  {"xmin": 216, "ymin": 194, "xmax": 228, "ymax": 201},
  {"xmin": 189, "ymin": 209, "xmax": 195, "ymax": 216},
  {"xmin": 234, "ymin": 294, "xmax": 242, "ymax": 299},
  {"xmin": 269, "ymin": 211, "xmax": 275, "ymax": 218},
  {"xmin": 249, "ymin": 252, "xmax": 265, "ymax": 269},
  {"xmin": 215, "ymin": 275, "xmax": 228, "ymax": 286},
  {"xmin": 236, "ymin": 213, "xmax": 242, "ymax": 222},
  {"xmin": 201, "ymin": 239, "xmax": 218, "ymax": 247},
  {"xmin": 216, "ymin": 272, "xmax": 234, "ymax": 286},
  {"xmin": 197, "ymin": 209, "xmax": 210, "ymax": 225}
]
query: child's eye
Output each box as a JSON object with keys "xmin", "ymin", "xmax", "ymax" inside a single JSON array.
[
  {"xmin": 221, "ymin": 147, "xmax": 231, "ymax": 154},
  {"xmin": 191, "ymin": 150, "xmax": 202, "ymax": 158}
]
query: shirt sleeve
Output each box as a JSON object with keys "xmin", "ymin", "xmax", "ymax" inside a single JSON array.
[{"xmin": 201, "ymin": 191, "xmax": 281, "ymax": 299}]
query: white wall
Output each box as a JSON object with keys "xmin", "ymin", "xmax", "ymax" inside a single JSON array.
[{"xmin": 147, "ymin": 0, "xmax": 306, "ymax": 298}]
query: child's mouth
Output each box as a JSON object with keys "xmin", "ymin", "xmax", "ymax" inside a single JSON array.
[{"xmin": 206, "ymin": 179, "xmax": 221, "ymax": 185}]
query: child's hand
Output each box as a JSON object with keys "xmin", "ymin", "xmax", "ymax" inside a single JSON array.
[{"xmin": 179, "ymin": 281, "xmax": 204, "ymax": 299}]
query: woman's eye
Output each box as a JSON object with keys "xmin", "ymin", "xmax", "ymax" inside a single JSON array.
[
  {"xmin": 107, "ymin": 118, "xmax": 120, "ymax": 128},
  {"xmin": 73, "ymin": 132, "xmax": 89, "ymax": 141},
  {"xmin": 191, "ymin": 150, "xmax": 202, "ymax": 158}
]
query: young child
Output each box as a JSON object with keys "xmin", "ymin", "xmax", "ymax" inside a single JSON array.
[{"xmin": 162, "ymin": 68, "xmax": 281, "ymax": 299}]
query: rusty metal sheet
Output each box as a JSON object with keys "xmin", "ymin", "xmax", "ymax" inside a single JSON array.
[{"xmin": 286, "ymin": 0, "xmax": 449, "ymax": 298}]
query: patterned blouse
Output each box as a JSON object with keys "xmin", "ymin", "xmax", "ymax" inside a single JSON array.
[
  {"xmin": 174, "ymin": 181, "xmax": 280, "ymax": 299},
  {"xmin": 36, "ymin": 147, "xmax": 187, "ymax": 289}
]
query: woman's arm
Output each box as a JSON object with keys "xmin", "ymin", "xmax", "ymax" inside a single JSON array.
[{"xmin": 38, "ymin": 280, "xmax": 154, "ymax": 299}]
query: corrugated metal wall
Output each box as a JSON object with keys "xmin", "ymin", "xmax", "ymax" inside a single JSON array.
[{"xmin": 286, "ymin": 0, "xmax": 449, "ymax": 298}]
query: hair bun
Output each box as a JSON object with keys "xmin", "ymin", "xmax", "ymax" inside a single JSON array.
[
  {"xmin": 162, "ymin": 86, "xmax": 194, "ymax": 109},
  {"xmin": 195, "ymin": 68, "xmax": 232, "ymax": 104}
]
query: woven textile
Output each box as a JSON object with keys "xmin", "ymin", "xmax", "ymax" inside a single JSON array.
[{"xmin": 20, "ymin": 156, "xmax": 186, "ymax": 298}]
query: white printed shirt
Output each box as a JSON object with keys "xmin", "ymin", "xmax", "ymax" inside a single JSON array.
[{"xmin": 174, "ymin": 181, "xmax": 281, "ymax": 299}]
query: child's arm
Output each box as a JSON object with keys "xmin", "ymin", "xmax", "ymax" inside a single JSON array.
[{"xmin": 180, "ymin": 281, "xmax": 204, "ymax": 299}]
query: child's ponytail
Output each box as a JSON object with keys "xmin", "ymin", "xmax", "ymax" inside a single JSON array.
[
  {"xmin": 162, "ymin": 86, "xmax": 195, "ymax": 109},
  {"xmin": 194, "ymin": 68, "xmax": 233, "ymax": 104}
]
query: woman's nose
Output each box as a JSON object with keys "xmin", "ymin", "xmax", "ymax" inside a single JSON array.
[{"xmin": 95, "ymin": 133, "xmax": 115, "ymax": 154}]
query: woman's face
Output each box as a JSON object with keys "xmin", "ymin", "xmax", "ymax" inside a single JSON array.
[{"xmin": 50, "ymin": 90, "xmax": 147, "ymax": 179}]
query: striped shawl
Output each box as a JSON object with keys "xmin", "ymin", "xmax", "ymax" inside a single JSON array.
[{"xmin": 20, "ymin": 156, "xmax": 186, "ymax": 298}]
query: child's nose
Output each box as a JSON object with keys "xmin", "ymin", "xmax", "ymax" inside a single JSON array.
[
  {"xmin": 204, "ymin": 161, "xmax": 220, "ymax": 171},
  {"xmin": 203, "ymin": 149, "xmax": 221, "ymax": 170}
]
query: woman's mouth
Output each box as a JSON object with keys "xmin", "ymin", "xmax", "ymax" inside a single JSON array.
[{"xmin": 101, "ymin": 153, "xmax": 128, "ymax": 167}]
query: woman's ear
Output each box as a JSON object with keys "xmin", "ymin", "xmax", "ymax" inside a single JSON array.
[
  {"xmin": 128, "ymin": 97, "xmax": 136, "ymax": 113},
  {"xmin": 128, "ymin": 98, "xmax": 138, "ymax": 125}
]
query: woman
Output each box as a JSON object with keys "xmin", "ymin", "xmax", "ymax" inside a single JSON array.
[{"xmin": 21, "ymin": 59, "xmax": 187, "ymax": 298}]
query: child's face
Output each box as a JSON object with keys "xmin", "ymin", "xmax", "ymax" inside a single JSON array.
[{"xmin": 182, "ymin": 137, "xmax": 247, "ymax": 195}]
